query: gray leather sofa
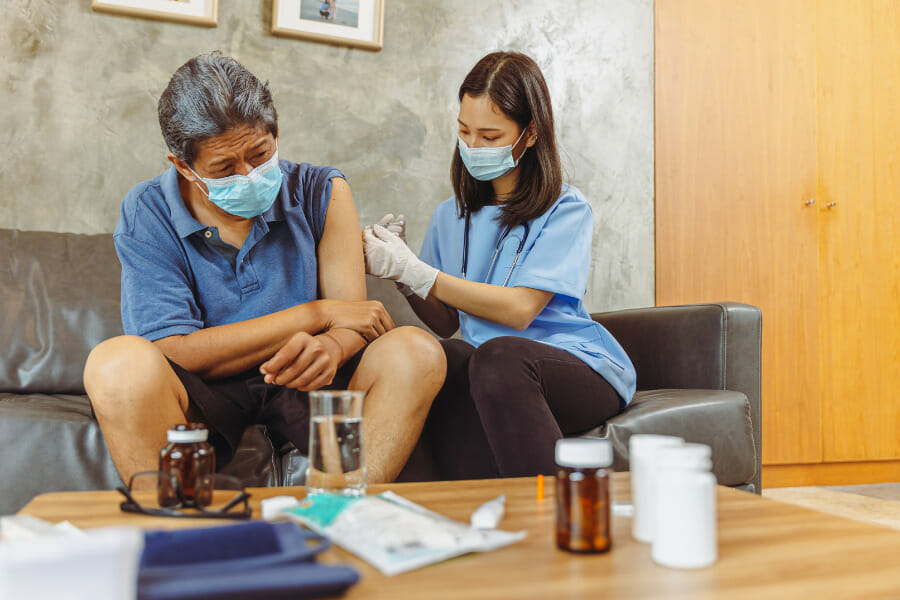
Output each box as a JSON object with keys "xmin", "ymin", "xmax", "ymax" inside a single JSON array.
[{"xmin": 0, "ymin": 228, "xmax": 761, "ymax": 515}]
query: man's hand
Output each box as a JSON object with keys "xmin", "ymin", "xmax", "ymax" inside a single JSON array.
[
  {"xmin": 318, "ymin": 299, "xmax": 395, "ymax": 342},
  {"xmin": 259, "ymin": 331, "xmax": 342, "ymax": 391}
]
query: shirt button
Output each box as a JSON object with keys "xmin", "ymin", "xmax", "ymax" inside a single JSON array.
[{"xmin": 204, "ymin": 230, "xmax": 212, "ymax": 239}]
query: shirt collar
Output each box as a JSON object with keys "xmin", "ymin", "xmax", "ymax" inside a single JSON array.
[
  {"xmin": 160, "ymin": 165, "xmax": 209, "ymax": 239},
  {"xmin": 160, "ymin": 165, "xmax": 286, "ymax": 239}
]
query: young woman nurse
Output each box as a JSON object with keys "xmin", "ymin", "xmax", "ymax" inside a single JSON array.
[{"xmin": 363, "ymin": 52, "xmax": 636, "ymax": 478}]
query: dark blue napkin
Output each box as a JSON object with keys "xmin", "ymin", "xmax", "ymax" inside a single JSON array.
[{"xmin": 138, "ymin": 521, "xmax": 359, "ymax": 600}]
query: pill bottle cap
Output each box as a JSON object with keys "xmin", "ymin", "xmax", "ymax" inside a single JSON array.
[
  {"xmin": 656, "ymin": 443, "xmax": 712, "ymax": 472},
  {"xmin": 629, "ymin": 434, "xmax": 684, "ymax": 458},
  {"xmin": 167, "ymin": 423, "xmax": 209, "ymax": 443},
  {"xmin": 555, "ymin": 438, "xmax": 613, "ymax": 468}
]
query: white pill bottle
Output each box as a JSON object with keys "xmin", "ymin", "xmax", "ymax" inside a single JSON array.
[{"xmin": 652, "ymin": 443, "xmax": 718, "ymax": 569}]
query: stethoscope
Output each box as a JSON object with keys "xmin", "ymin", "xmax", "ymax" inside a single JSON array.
[{"xmin": 461, "ymin": 213, "xmax": 530, "ymax": 287}]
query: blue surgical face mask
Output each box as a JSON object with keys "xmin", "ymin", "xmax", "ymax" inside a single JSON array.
[
  {"xmin": 188, "ymin": 145, "xmax": 283, "ymax": 218},
  {"xmin": 457, "ymin": 127, "xmax": 528, "ymax": 181}
]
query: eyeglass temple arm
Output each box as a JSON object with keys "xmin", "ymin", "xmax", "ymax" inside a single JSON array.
[{"xmin": 216, "ymin": 490, "xmax": 252, "ymax": 514}]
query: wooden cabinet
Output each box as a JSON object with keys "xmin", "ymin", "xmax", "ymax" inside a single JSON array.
[{"xmin": 655, "ymin": 0, "xmax": 900, "ymax": 486}]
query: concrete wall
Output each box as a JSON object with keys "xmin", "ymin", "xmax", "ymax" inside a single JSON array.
[{"xmin": 0, "ymin": 0, "xmax": 653, "ymax": 311}]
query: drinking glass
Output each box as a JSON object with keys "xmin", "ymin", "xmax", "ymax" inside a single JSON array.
[{"xmin": 306, "ymin": 390, "xmax": 367, "ymax": 497}]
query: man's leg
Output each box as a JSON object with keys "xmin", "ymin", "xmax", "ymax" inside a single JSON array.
[
  {"xmin": 83, "ymin": 335, "xmax": 191, "ymax": 484},
  {"xmin": 348, "ymin": 326, "xmax": 446, "ymax": 483}
]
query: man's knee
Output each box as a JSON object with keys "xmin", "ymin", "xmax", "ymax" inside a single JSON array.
[
  {"xmin": 363, "ymin": 326, "xmax": 446, "ymax": 408},
  {"xmin": 84, "ymin": 335, "xmax": 176, "ymax": 417},
  {"xmin": 375, "ymin": 327, "xmax": 445, "ymax": 376}
]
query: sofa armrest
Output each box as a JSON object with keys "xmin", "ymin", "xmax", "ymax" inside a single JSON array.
[{"xmin": 591, "ymin": 302, "xmax": 762, "ymax": 491}]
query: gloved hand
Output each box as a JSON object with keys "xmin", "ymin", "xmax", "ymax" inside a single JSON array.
[
  {"xmin": 373, "ymin": 214, "xmax": 413, "ymax": 296},
  {"xmin": 363, "ymin": 225, "xmax": 438, "ymax": 300},
  {"xmin": 376, "ymin": 213, "xmax": 407, "ymax": 244}
]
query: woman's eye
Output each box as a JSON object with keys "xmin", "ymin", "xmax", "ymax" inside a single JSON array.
[{"xmin": 483, "ymin": 137, "xmax": 498, "ymax": 142}]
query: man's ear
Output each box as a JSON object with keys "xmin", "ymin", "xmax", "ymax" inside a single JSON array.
[{"xmin": 167, "ymin": 152, "xmax": 197, "ymax": 182}]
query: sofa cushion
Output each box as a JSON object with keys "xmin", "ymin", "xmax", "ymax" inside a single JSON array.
[
  {"xmin": 0, "ymin": 393, "xmax": 121, "ymax": 514},
  {"xmin": 0, "ymin": 229, "xmax": 123, "ymax": 395},
  {"xmin": 585, "ymin": 388, "xmax": 756, "ymax": 488}
]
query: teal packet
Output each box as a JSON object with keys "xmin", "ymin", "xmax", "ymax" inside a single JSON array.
[{"xmin": 284, "ymin": 491, "xmax": 525, "ymax": 576}]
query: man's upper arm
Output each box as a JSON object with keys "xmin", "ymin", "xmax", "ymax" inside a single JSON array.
[
  {"xmin": 115, "ymin": 233, "xmax": 202, "ymax": 340},
  {"xmin": 317, "ymin": 177, "xmax": 366, "ymax": 302}
]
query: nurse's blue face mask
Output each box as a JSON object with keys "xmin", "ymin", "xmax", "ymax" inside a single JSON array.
[
  {"xmin": 457, "ymin": 127, "xmax": 529, "ymax": 181},
  {"xmin": 188, "ymin": 143, "xmax": 283, "ymax": 218}
]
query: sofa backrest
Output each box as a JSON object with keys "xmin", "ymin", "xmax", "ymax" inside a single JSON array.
[
  {"xmin": 0, "ymin": 229, "xmax": 124, "ymax": 394},
  {"xmin": 0, "ymin": 228, "xmax": 431, "ymax": 395}
]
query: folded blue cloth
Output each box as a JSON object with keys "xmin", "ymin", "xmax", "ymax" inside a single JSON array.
[{"xmin": 139, "ymin": 521, "xmax": 358, "ymax": 600}]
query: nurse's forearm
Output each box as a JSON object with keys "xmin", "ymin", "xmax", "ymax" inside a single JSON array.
[
  {"xmin": 429, "ymin": 272, "xmax": 553, "ymax": 331},
  {"xmin": 404, "ymin": 292, "xmax": 459, "ymax": 338}
]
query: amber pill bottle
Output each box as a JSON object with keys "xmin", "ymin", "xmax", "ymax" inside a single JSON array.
[
  {"xmin": 159, "ymin": 423, "xmax": 215, "ymax": 507},
  {"xmin": 555, "ymin": 438, "xmax": 613, "ymax": 553}
]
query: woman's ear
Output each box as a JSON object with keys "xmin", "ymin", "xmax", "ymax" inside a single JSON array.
[{"xmin": 524, "ymin": 121, "xmax": 538, "ymax": 148}]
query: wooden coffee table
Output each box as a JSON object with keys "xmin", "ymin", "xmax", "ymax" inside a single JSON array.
[{"xmin": 18, "ymin": 474, "xmax": 900, "ymax": 599}]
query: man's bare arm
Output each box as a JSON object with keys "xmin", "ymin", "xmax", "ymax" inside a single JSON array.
[{"xmin": 154, "ymin": 179, "xmax": 392, "ymax": 379}]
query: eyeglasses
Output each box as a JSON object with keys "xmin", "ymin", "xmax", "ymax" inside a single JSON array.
[{"xmin": 117, "ymin": 471, "xmax": 252, "ymax": 519}]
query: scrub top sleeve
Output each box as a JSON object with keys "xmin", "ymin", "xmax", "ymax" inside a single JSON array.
[
  {"xmin": 418, "ymin": 206, "xmax": 445, "ymax": 272},
  {"xmin": 115, "ymin": 234, "xmax": 203, "ymax": 341},
  {"xmin": 514, "ymin": 199, "xmax": 593, "ymax": 300}
]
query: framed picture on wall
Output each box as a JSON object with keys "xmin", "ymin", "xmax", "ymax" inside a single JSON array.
[
  {"xmin": 91, "ymin": 0, "xmax": 218, "ymax": 27},
  {"xmin": 272, "ymin": 0, "xmax": 384, "ymax": 51}
]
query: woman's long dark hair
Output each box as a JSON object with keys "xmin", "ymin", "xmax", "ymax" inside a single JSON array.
[{"xmin": 450, "ymin": 52, "xmax": 563, "ymax": 229}]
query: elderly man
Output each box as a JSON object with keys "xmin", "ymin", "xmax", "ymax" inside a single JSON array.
[{"xmin": 84, "ymin": 51, "xmax": 445, "ymax": 486}]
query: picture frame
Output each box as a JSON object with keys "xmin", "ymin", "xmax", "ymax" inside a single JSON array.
[
  {"xmin": 272, "ymin": 0, "xmax": 384, "ymax": 51},
  {"xmin": 91, "ymin": 0, "xmax": 218, "ymax": 27}
]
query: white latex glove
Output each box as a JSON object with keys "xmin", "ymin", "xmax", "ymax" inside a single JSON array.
[
  {"xmin": 374, "ymin": 214, "xmax": 413, "ymax": 296},
  {"xmin": 363, "ymin": 225, "xmax": 438, "ymax": 300},
  {"xmin": 376, "ymin": 213, "xmax": 407, "ymax": 244}
]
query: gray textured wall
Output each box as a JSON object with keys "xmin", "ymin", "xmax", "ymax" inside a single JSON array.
[{"xmin": 0, "ymin": 0, "xmax": 653, "ymax": 311}]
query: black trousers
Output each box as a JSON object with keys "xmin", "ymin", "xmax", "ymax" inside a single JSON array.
[
  {"xmin": 168, "ymin": 352, "xmax": 363, "ymax": 468},
  {"xmin": 425, "ymin": 337, "xmax": 623, "ymax": 479}
]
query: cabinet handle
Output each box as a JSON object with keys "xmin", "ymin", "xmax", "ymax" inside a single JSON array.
[
  {"xmin": 805, "ymin": 199, "xmax": 815, "ymax": 206},
  {"xmin": 826, "ymin": 202, "xmax": 837, "ymax": 208}
]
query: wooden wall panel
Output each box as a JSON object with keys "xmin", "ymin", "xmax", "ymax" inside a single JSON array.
[
  {"xmin": 655, "ymin": 0, "xmax": 820, "ymax": 464},
  {"xmin": 763, "ymin": 460, "xmax": 900, "ymax": 488},
  {"xmin": 817, "ymin": 0, "xmax": 900, "ymax": 461}
]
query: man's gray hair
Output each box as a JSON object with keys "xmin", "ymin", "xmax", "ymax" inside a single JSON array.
[{"xmin": 158, "ymin": 51, "xmax": 278, "ymax": 165}]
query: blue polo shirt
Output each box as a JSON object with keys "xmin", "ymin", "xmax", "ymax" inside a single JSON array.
[
  {"xmin": 419, "ymin": 184, "xmax": 637, "ymax": 405},
  {"xmin": 114, "ymin": 161, "xmax": 342, "ymax": 341}
]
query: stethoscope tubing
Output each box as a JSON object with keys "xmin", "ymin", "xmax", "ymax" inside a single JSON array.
[{"xmin": 461, "ymin": 213, "xmax": 530, "ymax": 286}]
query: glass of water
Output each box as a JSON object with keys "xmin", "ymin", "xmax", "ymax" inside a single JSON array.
[{"xmin": 306, "ymin": 390, "xmax": 367, "ymax": 497}]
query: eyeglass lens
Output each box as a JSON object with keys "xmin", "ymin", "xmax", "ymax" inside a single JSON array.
[{"xmin": 129, "ymin": 472, "xmax": 244, "ymax": 511}]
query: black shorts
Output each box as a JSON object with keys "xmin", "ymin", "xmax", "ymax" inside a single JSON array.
[{"xmin": 169, "ymin": 352, "xmax": 363, "ymax": 467}]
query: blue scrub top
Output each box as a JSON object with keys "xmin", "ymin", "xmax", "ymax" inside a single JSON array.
[
  {"xmin": 419, "ymin": 184, "xmax": 637, "ymax": 404},
  {"xmin": 114, "ymin": 161, "xmax": 342, "ymax": 341}
]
